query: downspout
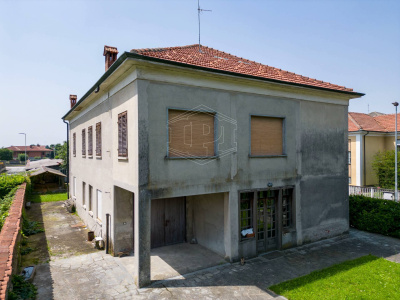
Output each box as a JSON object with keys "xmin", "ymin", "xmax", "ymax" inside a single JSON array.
[
  {"xmin": 363, "ymin": 131, "xmax": 370, "ymax": 186},
  {"xmin": 63, "ymin": 119, "xmax": 70, "ymax": 199}
]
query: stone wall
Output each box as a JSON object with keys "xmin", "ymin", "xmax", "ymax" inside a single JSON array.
[{"xmin": 0, "ymin": 183, "xmax": 26, "ymax": 299}]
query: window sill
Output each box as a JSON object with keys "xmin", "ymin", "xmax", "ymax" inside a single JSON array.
[
  {"xmin": 82, "ymin": 205, "xmax": 86, "ymax": 210},
  {"xmin": 118, "ymin": 157, "xmax": 128, "ymax": 161},
  {"xmin": 88, "ymin": 155, "xmax": 93, "ymax": 159},
  {"xmin": 88, "ymin": 211, "xmax": 93, "ymax": 217},
  {"xmin": 96, "ymin": 219, "xmax": 102, "ymax": 226},
  {"xmin": 248, "ymin": 155, "xmax": 287, "ymax": 158},
  {"xmin": 165, "ymin": 155, "xmax": 219, "ymax": 160},
  {"xmin": 96, "ymin": 156, "xmax": 102, "ymax": 159},
  {"xmin": 72, "ymin": 196, "xmax": 76, "ymax": 200},
  {"xmin": 82, "ymin": 155, "xmax": 86, "ymax": 158}
]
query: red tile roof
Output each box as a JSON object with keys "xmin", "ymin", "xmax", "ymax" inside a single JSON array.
[
  {"xmin": 131, "ymin": 44, "xmax": 357, "ymax": 94},
  {"xmin": 6, "ymin": 145, "xmax": 53, "ymax": 152},
  {"xmin": 348, "ymin": 112, "xmax": 400, "ymax": 132}
]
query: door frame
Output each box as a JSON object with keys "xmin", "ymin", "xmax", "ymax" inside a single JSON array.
[{"xmin": 238, "ymin": 185, "xmax": 295, "ymax": 253}]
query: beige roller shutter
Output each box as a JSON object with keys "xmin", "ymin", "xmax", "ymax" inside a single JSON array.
[
  {"xmin": 251, "ymin": 116, "xmax": 283, "ymax": 156},
  {"xmin": 168, "ymin": 109, "xmax": 215, "ymax": 157}
]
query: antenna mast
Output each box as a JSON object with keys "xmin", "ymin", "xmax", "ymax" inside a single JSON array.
[{"xmin": 198, "ymin": 0, "xmax": 211, "ymax": 53}]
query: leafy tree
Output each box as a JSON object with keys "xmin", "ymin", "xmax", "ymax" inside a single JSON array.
[
  {"xmin": 18, "ymin": 153, "xmax": 27, "ymax": 162},
  {"xmin": 57, "ymin": 142, "xmax": 67, "ymax": 170},
  {"xmin": 0, "ymin": 148, "xmax": 13, "ymax": 160},
  {"xmin": 372, "ymin": 150, "xmax": 400, "ymax": 189}
]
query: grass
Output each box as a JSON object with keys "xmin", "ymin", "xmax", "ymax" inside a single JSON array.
[
  {"xmin": 28, "ymin": 192, "xmax": 68, "ymax": 203},
  {"xmin": 269, "ymin": 255, "xmax": 400, "ymax": 300}
]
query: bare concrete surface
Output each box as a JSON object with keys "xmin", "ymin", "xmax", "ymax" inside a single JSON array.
[{"xmin": 32, "ymin": 201, "xmax": 400, "ymax": 299}]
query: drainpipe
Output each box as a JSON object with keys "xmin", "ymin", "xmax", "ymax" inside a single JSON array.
[
  {"xmin": 63, "ymin": 119, "xmax": 70, "ymax": 199},
  {"xmin": 363, "ymin": 131, "xmax": 370, "ymax": 186},
  {"xmin": 106, "ymin": 213, "xmax": 110, "ymax": 254}
]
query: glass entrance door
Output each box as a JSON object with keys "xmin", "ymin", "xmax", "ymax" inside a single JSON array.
[{"xmin": 257, "ymin": 190, "xmax": 278, "ymax": 253}]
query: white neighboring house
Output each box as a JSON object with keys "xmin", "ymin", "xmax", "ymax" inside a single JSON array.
[{"xmin": 62, "ymin": 44, "xmax": 363, "ymax": 287}]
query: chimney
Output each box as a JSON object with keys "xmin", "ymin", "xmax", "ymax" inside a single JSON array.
[
  {"xmin": 103, "ymin": 45, "xmax": 118, "ymax": 71},
  {"xmin": 70, "ymin": 95, "xmax": 77, "ymax": 108}
]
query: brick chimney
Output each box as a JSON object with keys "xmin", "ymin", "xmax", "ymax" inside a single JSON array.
[
  {"xmin": 103, "ymin": 45, "xmax": 118, "ymax": 71},
  {"xmin": 70, "ymin": 95, "xmax": 77, "ymax": 108}
]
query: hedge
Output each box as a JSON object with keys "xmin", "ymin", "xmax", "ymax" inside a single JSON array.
[
  {"xmin": 349, "ymin": 195, "xmax": 400, "ymax": 238},
  {"xmin": 0, "ymin": 174, "xmax": 25, "ymax": 198}
]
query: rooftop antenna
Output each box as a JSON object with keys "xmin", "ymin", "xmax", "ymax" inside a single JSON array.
[{"xmin": 198, "ymin": 0, "xmax": 211, "ymax": 53}]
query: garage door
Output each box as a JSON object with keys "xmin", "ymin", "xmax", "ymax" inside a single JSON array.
[{"xmin": 151, "ymin": 197, "xmax": 186, "ymax": 248}]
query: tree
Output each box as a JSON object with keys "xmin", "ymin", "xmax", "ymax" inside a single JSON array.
[
  {"xmin": 372, "ymin": 150, "xmax": 400, "ymax": 189},
  {"xmin": 57, "ymin": 142, "xmax": 67, "ymax": 170},
  {"xmin": 0, "ymin": 148, "xmax": 13, "ymax": 160},
  {"xmin": 18, "ymin": 153, "xmax": 27, "ymax": 162}
]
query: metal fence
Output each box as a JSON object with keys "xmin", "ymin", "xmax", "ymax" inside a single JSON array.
[{"xmin": 349, "ymin": 185, "xmax": 400, "ymax": 201}]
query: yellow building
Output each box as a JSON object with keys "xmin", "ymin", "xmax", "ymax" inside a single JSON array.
[{"xmin": 348, "ymin": 112, "xmax": 400, "ymax": 186}]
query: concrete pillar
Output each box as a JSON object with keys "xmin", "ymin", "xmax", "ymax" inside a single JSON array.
[
  {"xmin": 134, "ymin": 189, "xmax": 151, "ymax": 288},
  {"xmin": 224, "ymin": 191, "xmax": 239, "ymax": 262}
]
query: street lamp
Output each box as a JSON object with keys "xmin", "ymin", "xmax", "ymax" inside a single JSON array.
[
  {"xmin": 392, "ymin": 102, "xmax": 398, "ymax": 202},
  {"xmin": 18, "ymin": 133, "xmax": 26, "ymax": 166}
]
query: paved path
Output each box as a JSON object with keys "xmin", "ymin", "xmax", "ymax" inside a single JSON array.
[{"xmin": 33, "ymin": 228, "xmax": 400, "ymax": 299}]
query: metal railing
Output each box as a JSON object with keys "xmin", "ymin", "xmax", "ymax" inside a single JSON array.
[{"xmin": 349, "ymin": 185, "xmax": 400, "ymax": 201}]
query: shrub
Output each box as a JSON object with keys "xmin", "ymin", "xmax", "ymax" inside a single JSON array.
[
  {"xmin": 18, "ymin": 154, "xmax": 27, "ymax": 162},
  {"xmin": 0, "ymin": 174, "xmax": 25, "ymax": 198},
  {"xmin": 372, "ymin": 150, "xmax": 400, "ymax": 189},
  {"xmin": 0, "ymin": 187, "xmax": 19, "ymax": 231},
  {"xmin": 0, "ymin": 148, "xmax": 12, "ymax": 161},
  {"xmin": 349, "ymin": 195, "xmax": 400, "ymax": 238},
  {"xmin": 8, "ymin": 274, "xmax": 37, "ymax": 300}
]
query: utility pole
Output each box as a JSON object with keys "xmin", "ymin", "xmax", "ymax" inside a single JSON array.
[{"xmin": 393, "ymin": 102, "xmax": 399, "ymax": 202}]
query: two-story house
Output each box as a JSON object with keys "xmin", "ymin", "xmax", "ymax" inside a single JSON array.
[{"xmin": 62, "ymin": 44, "xmax": 363, "ymax": 287}]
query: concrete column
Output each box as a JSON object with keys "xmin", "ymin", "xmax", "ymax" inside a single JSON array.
[
  {"xmin": 224, "ymin": 191, "xmax": 239, "ymax": 262},
  {"xmin": 133, "ymin": 189, "xmax": 151, "ymax": 288},
  {"xmin": 356, "ymin": 133, "xmax": 363, "ymax": 186}
]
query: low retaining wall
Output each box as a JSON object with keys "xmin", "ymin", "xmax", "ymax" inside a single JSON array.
[{"xmin": 0, "ymin": 183, "xmax": 26, "ymax": 300}]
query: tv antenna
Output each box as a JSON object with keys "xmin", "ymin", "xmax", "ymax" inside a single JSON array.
[{"xmin": 198, "ymin": 0, "xmax": 211, "ymax": 53}]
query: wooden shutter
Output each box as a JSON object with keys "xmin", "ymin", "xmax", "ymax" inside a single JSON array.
[
  {"xmin": 73, "ymin": 133, "xmax": 76, "ymax": 156},
  {"xmin": 82, "ymin": 129, "xmax": 86, "ymax": 156},
  {"xmin": 118, "ymin": 111, "xmax": 128, "ymax": 157},
  {"xmin": 168, "ymin": 109, "xmax": 215, "ymax": 157},
  {"xmin": 96, "ymin": 122, "xmax": 102, "ymax": 156},
  {"xmin": 88, "ymin": 126, "xmax": 93, "ymax": 156},
  {"xmin": 251, "ymin": 116, "xmax": 283, "ymax": 156}
]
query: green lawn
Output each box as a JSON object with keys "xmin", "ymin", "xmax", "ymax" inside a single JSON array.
[
  {"xmin": 28, "ymin": 192, "xmax": 68, "ymax": 203},
  {"xmin": 269, "ymin": 255, "xmax": 400, "ymax": 300}
]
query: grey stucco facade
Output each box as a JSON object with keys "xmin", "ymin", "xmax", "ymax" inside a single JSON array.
[{"xmin": 64, "ymin": 56, "xmax": 361, "ymax": 287}]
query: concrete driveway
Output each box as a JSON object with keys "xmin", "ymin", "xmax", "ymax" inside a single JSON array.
[{"xmin": 32, "ymin": 228, "xmax": 400, "ymax": 299}]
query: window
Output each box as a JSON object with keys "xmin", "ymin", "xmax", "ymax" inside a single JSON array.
[
  {"xmin": 82, "ymin": 182, "xmax": 86, "ymax": 206},
  {"xmin": 97, "ymin": 190, "xmax": 102, "ymax": 222},
  {"xmin": 82, "ymin": 129, "xmax": 86, "ymax": 156},
  {"xmin": 73, "ymin": 133, "xmax": 76, "ymax": 156},
  {"xmin": 240, "ymin": 192, "xmax": 254, "ymax": 240},
  {"xmin": 88, "ymin": 185, "xmax": 93, "ymax": 212},
  {"xmin": 250, "ymin": 116, "xmax": 284, "ymax": 156},
  {"xmin": 88, "ymin": 126, "xmax": 93, "ymax": 156},
  {"xmin": 73, "ymin": 177, "xmax": 76, "ymax": 197},
  {"xmin": 118, "ymin": 111, "xmax": 128, "ymax": 157},
  {"xmin": 96, "ymin": 122, "xmax": 102, "ymax": 157},
  {"xmin": 349, "ymin": 177, "xmax": 351, "ymax": 184},
  {"xmin": 282, "ymin": 189, "xmax": 293, "ymax": 229},
  {"xmin": 168, "ymin": 109, "xmax": 215, "ymax": 158},
  {"xmin": 348, "ymin": 139, "xmax": 351, "ymax": 165}
]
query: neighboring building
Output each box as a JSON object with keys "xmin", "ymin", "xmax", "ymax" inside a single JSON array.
[
  {"xmin": 25, "ymin": 159, "xmax": 63, "ymax": 171},
  {"xmin": 63, "ymin": 44, "xmax": 363, "ymax": 287},
  {"xmin": 348, "ymin": 112, "xmax": 400, "ymax": 186},
  {"xmin": 6, "ymin": 145, "xmax": 53, "ymax": 159}
]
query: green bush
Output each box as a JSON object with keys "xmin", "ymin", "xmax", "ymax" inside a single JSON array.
[
  {"xmin": 0, "ymin": 174, "xmax": 25, "ymax": 198},
  {"xmin": 17, "ymin": 154, "xmax": 27, "ymax": 162},
  {"xmin": 0, "ymin": 187, "xmax": 19, "ymax": 231},
  {"xmin": 0, "ymin": 148, "xmax": 12, "ymax": 161},
  {"xmin": 8, "ymin": 274, "xmax": 37, "ymax": 300},
  {"xmin": 350, "ymin": 195, "xmax": 400, "ymax": 238}
]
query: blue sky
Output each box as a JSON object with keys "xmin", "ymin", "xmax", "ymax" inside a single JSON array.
[{"xmin": 0, "ymin": 0, "xmax": 399, "ymax": 147}]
